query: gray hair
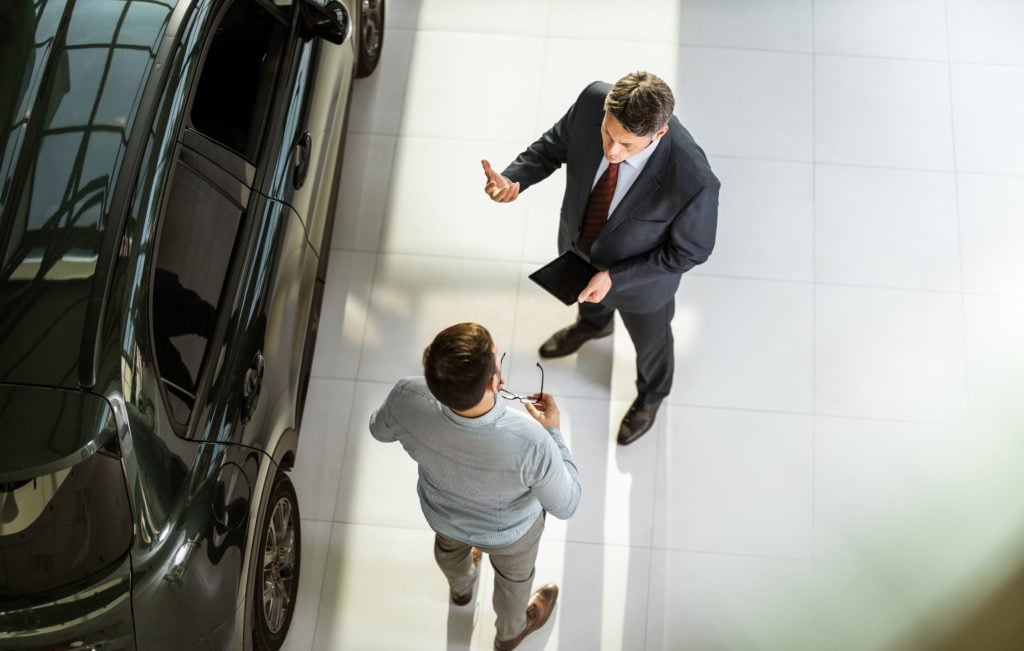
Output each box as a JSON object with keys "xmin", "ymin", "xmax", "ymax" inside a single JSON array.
[{"xmin": 604, "ymin": 71, "xmax": 675, "ymax": 137}]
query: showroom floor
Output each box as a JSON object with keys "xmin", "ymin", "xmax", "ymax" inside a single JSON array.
[{"xmin": 282, "ymin": 1, "xmax": 1024, "ymax": 649}]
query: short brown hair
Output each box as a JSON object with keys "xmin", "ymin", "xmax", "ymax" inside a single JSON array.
[
  {"xmin": 604, "ymin": 71, "xmax": 675, "ymax": 137},
  {"xmin": 422, "ymin": 323, "xmax": 496, "ymax": 411}
]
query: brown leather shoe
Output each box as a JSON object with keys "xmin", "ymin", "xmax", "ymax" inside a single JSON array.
[
  {"xmin": 450, "ymin": 547, "xmax": 482, "ymax": 606},
  {"xmin": 539, "ymin": 322, "xmax": 613, "ymax": 358},
  {"xmin": 494, "ymin": 583, "xmax": 559, "ymax": 650},
  {"xmin": 617, "ymin": 397, "xmax": 661, "ymax": 445}
]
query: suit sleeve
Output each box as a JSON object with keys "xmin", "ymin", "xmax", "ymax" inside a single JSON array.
[
  {"xmin": 608, "ymin": 180, "xmax": 720, "ymax": 291},
  {"xmin": 501, "ymin": 82, "xmax": 604, "ymax": 191},
  {"xmin": 501, "ymin": 109, "xmax": 573, "ymax": 191}
]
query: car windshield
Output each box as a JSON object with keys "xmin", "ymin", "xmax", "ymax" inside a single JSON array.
[{"xmin": 0, "ymin": 0, "xmax": 173, "ymax": 387}]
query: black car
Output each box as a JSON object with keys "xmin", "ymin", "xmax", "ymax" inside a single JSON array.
[{"xmin": 0, "ymin": 0, "xmax": 383, "ymax": 648}]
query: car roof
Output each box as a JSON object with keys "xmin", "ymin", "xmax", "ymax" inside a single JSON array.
[{"xmin": 0, "ymin": 0, "xmax": 182, "ymax": 388}]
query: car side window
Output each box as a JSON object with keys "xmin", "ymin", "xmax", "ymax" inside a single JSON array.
[
  {"xmin": 152, "ymin": 159, "xmax": 243, "ymax": 427},
  {"xmin": 190, "ymin": 0, "xmax": 289, "ymax": 161},
  {"xmin": 150, "ymin": 0, "xmax": 293, "ymax": 430}
]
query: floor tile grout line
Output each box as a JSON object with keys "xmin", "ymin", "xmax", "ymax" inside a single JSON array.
[
  {"xmin": 342, "ymin": 129, "xmax": 1024, "ymax": 180},
  {"xmin": 320, "ymin": 247, "xmax": 1015, "ymax": 297},
  {"xmin": 302, "ymin": 518, "xmax": 830, "ymax": 562},
  {"xmin": 810, "ymin": 0, "xmax": 819, "ymax": 568},
  {"xmin": 640, "ymin": 528, "xmax": 654, "ymax": 650},
  {"xmin": 345, "ymin": 130, "xmax": 546, "ymax": 147},
  {"xmin": 307, "ymin": 520, "xmax": 338, "ymax": 651},
  {"xmin": 325, "ymin": 357, "xmax": 380, "ymax": 531},
  {"xmin": 307, "ymin": 376, "xmax": 973, "ymax": 428},
  {"xmin": 679, "ymin": 41, "xmax": 1024, "ymax": 67},
  {"xmin": 346, "ymin": 251, "xmax": 382, "ymax": 391},
  {"xmin": 301, "ymin": 521, "xmax": 854, "ymax": 582},
  {"xmin": 317, "ymin": 250, "xmax": 377, "ymax": 404},
  {"xmin": 944, "ymin": 0, "xmax": 975, "ymax": 442},
  {"xmin": 293, "ymin": 376, "xmax": 358, "ymax": 643},
  {"xmin": 517, "ymin": 8, "xmax": 551, "ymax": 267},
  {"xmin": 668, "ymin": 403, "xmax": 969, "ymax": 428},
  {"xmin": 641, "ymin": 410, "xmax": 673, "ymax": 649},
  {"xmin": 385, "ymin": 24, "xmax": 1024, "ymax": 69}
]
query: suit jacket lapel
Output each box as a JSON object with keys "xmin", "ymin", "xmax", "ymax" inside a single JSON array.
[
  {"xmin": 573, "ymin": 128, "xmax": 604, "ymax": 225},
  {"xmin": 602, "ymin": 139, "xmax": 670, "ymax": 234}
]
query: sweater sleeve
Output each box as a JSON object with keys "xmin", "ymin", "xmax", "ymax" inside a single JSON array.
[
  {"xmin": 369, "ymin": 381, "xmax": 407, "ymax": 443},
  {"xmin": 528, "ymin": 427, "xmax": 582, "ymax": 520}
]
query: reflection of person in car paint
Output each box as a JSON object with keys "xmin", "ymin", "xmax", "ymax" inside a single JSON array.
[{"xmin": 152, "ymin": 267, "xmax": 217, "ymax": 406}]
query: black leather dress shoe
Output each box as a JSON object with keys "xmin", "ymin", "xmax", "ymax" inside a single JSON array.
[
  {"xmin": 617, "ymin": 397, "xmax": 661, "ymax": 445},
  {"xmin": 538, "ymin": 322, "xmax": 614, "ymax": 358}
]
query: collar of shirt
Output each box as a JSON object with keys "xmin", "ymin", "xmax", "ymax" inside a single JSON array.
[
  {"xmin": 590, "ymin": 135, "xmax": 663, "ymax": 220},
  {"xmin": 442, "ymin": 396, "xmax": 507, "ymax": 427},
  {"xmin": 593, "ymin": 134, "xmax": 662, "ymax": 187}
]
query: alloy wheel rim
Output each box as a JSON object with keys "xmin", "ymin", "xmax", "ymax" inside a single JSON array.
[{"xmin": 262, "ymin": 495, "xmax": 297, "ymax": 634}]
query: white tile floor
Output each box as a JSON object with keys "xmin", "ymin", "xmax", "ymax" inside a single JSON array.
[{"xmin": 285, "ymin": 1, "xmax": 1024, "ymax": 649}]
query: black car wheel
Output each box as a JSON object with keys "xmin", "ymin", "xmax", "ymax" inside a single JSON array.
[
  {"xmin": 254, "ymin": 472, "xmax": 302, "ymax": 650},
  {"xmin": 355, "ymin": 0, "xmax": 384, "ymax": 78}
]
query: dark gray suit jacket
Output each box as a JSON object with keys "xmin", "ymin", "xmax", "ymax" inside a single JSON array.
[{"xmin": 503, "ymin": 81, "xmax": 719, "ymax": 314}]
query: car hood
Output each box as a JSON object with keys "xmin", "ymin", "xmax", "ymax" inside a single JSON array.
[
  {"xmin": 0, "ymin": 383, "xmax": 117, "ymax": 483},
  {"xmin": 0, "ymin": 0, "xmax": 176, "ymax": 388}
]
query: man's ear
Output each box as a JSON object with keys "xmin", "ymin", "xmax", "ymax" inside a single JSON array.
[{"xmin": 654, "ymin": 123, "xmax": 669, "ymax": 140}]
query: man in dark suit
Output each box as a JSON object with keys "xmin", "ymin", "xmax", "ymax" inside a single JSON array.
[{"xmin": 481, "ymin": 71, "xmax": 719, "ymax": 445}]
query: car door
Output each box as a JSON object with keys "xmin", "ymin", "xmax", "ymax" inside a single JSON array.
[{"xmin": 130, "ymin": 0, "xmax": 310, "ymax": 647}]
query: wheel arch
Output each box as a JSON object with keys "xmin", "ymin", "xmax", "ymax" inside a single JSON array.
[{"xmin": 236, "ymin": 427, "xmax": 300, "ymax": 649}]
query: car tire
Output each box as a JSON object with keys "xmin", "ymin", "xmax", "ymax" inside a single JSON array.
[
  {"xmin": 253, "ymin": 471, "xmax": 302, "ymax": 651},
  {"xmin": 355, "ymin": 0, "xmax": 384, "ymax": 78}
]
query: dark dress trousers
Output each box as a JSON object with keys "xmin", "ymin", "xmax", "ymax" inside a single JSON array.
[{"xmin": 502, "ymin": 81, "xmax": 719, "ymax": 401}]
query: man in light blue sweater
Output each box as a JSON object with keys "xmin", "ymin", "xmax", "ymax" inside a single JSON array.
[{"xmin": 370, "ymin": 322, "xmax": 582, "ymax": 650}]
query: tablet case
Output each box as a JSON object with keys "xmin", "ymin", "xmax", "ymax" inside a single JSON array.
[{"xmin": 528, "ymin": 250, "xmax": 600, "ymax": 306}]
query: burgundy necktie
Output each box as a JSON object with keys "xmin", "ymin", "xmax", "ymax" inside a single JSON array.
[{"xmin": 578, "ymin": 162, "xmax": 620, "ymax": 255}]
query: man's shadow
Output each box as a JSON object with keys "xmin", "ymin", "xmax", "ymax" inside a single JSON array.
[
  {"xmin": 446, "ymin": 601, "xmax": 474, "ymax": 650},
  {"xmin": 551, "ymin": 331, "xmax": 653, "ymax": 650}
]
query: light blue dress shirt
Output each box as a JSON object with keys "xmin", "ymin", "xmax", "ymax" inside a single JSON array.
[
  {"xmin": 370, "ymin": 377, "xmax": 582, "ymax": 547},
  {"xmin": 592, "ymin": 135, "xmax": 662, "ymax": 217}
]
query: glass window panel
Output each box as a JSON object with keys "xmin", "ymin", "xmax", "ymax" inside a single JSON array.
[
  {"xmin": 190, "ymin": 0, "xmax": 286, "ymax": 160},
  {"xmin": 152, "ymin": 162, "xmax": 242, "ymax": 425}
]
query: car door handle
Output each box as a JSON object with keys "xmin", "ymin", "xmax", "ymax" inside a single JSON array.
[
  {"xmin": 243, "ymin": 352, "xmax": 265, "ymax": 399},
  {"xmin": 293, "ymin": 131, "xmax": 311, "ymax": 189},
  {"xmin": 242, "ymin": 352, "xmax": 264, "ymax": 424}
]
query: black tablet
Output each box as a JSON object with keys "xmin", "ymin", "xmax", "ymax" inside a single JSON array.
[{"xmin": 528, "ymin": 250, "xmax": 600, "ymax": 306}]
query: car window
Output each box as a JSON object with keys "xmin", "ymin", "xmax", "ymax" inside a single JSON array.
[
  {"xmin": 152, "ymin": 159, "xmax": 243, "ymax": 426},
  {"xmin": 150, "ymin": 0, "xmax": 292, "ymax": 430},
  {"xmin": 189, "ymin": 0, "xmax": 289, "ymax": 161}
]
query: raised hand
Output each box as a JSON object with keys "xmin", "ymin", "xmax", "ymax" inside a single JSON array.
[{"xmin": 481, "ymin": 159, "xmax": 521, "ymax": 203}]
